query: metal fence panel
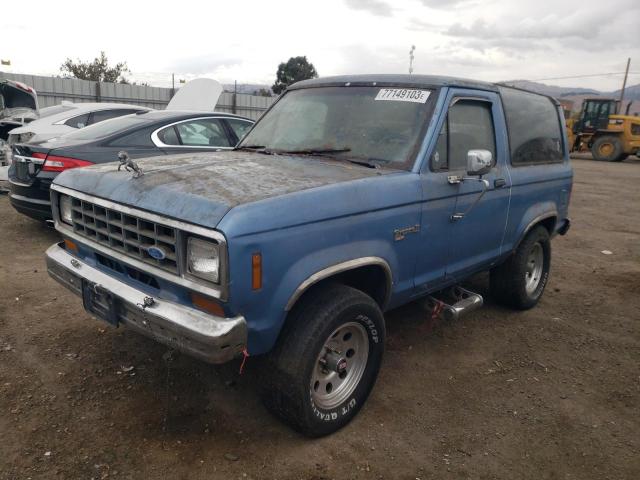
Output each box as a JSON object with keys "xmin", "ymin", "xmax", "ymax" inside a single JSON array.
[{"xmin": 0, "ymin": 71, "xmax": 275, "ymax": 116}]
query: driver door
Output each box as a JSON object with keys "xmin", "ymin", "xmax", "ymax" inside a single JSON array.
[{"xmin": 442, "ymin": 90, "xmax": 511, "ymax": 280}]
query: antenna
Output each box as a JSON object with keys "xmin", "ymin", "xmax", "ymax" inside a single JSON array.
[{"xmin": 409, "ymin": 46, "xmax": 416, "ymax": 75}]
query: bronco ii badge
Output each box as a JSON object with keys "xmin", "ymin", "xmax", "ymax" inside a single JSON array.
[{"xmin": 117, "ymin": 151, "xmax": 143, "ymax": 178}]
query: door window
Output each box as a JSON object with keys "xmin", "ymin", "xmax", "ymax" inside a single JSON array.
[
  {"xmin": 431, "ymin": 99, "xmax": 496, "ymax": 171},
  {"xmin": 175, "ymin": 118, "xmax": 232, "ymax": 147}
]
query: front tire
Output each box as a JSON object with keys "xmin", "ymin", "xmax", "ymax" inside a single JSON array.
[
  {"xmin": 261, "ymin": 284, "xmax": 385, "ymax": 437},
  {"xmin": 490, "ymin": 226, "xmax": 551, "ymax": 310},
  {"xmin": 592, "ymin": 135, "xmax": 624, "ymax": 162}
]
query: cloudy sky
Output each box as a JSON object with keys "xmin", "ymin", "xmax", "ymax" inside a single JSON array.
[{"xmin": 1, "ymin": 0, "xmax": 638, "ymax": 91}]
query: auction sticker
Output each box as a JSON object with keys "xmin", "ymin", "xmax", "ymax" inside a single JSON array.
[{"xmin": 375, "ymin": 88, "xmax": 430, "ymax": 103}]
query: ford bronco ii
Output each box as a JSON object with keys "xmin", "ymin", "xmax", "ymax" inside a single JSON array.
[{"xmin": 45, "ymin": 75, "xmax": 572, "ymax": 436}]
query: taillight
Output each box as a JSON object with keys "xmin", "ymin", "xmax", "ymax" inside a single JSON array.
[{"xmin": 41, "ymin": 155, "xmax": 93, "ymax": 172}]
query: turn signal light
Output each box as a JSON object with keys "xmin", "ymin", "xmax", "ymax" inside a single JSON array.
[
  {"xmin": 64, "ymin": 239, "xmax": 78, "ymax": 252},
  {"xmin": 190, "ymin": 293, "xmax": 225, "ymax": 317},
  {"xmin": 42, "ymin": 155, "xmax": 93, "ymax": 172}
]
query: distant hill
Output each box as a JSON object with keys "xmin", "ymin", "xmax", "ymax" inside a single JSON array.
[
  {"xmin": 610, "ymin": 83, "xmax": 640, "ymax": 101},
  {"xmin": 502, "ymin": 80, "xmax": 640, "ymax": 114},
  {"xmin": 501, "ymin": 80, "xmax": 600, "ymax": 98},
  {"xmin": 223, "ymin": 83, "xmax": 273, "ymax": 96}
]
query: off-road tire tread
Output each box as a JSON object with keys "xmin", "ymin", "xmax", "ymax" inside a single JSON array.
[
  {"xmin": 490, "ymin": 226, "xmax": 551, "ymax": 310},
  {"xmin": 260, "ymin": 283, "xmax": 384, "ymax": 437}
]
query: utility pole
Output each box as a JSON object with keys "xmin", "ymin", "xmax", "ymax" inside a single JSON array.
[
  {"xmin": 409, "ymin": 45, "xmax": 416, "ymax": 75},
  {"xmin": 618, "ymin": 57, "xmax": 631, "ymax": 113},
  {"xmin": 233, "ymin": 80, "xmax": 237, "ymax": 114}
]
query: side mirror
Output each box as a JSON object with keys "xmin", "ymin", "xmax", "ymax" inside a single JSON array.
[{"xmin": 467, "ymin": 149, "xmax": 492, "ymax": 176}]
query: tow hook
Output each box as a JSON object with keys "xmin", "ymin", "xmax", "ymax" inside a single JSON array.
[{"xmin": 320, "ymin": 349, "xmax": 348, "ymax": 374}]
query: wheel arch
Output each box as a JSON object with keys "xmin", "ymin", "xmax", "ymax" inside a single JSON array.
[
  {"xmin": 284, "ymin": 257, "xmax": 393, "ymax": 312},
  {"xmin": 513, "ymin": 209, "xmax": 557, "ymax": 252}
]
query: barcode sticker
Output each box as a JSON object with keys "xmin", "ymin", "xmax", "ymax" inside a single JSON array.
[{"xmin": 375, "ymin": 89, "xmax": 430, "ymax": 103}]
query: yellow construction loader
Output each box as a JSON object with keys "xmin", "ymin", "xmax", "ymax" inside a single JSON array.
[{"xmin": 567, "ymin": 98, "xmax": 640, "ymax": 161}]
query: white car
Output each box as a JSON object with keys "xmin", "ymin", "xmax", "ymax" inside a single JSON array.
[{"xmin": 7, "ymin": 102, "xmax": 150, "ymax": 147}]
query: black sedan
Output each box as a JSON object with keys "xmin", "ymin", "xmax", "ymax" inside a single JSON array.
[{"xmin": 8, "ymin": 110, "xmax": 253, "ymax": 221}]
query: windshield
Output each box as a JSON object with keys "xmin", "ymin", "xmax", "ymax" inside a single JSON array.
[
  {"xmin": 239, "ymin": 86, "xmax": 434, "ymax": 169},
  {"xmin": 58, "ymin": 114, "xmax": 147, "ymax": 141}
]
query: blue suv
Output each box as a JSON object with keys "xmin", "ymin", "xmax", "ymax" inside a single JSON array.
[{"xmin": 45, "ymin": 75, "xmax": 572, "ymax": 436}]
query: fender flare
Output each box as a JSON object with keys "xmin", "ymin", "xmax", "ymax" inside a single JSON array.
[
  {"xmin": 514, "ymin": 210, "xmax": 558, "ymax": 250},
  {"xmin": 284, "ymin": 256, "xmax": 393, "ymax": 311}
]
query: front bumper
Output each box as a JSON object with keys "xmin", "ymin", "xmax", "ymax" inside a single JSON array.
[{"xmin": 46, "ymin": 242, "xmax": 247, "ymax": 364}]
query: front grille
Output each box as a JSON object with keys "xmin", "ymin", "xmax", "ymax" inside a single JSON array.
[{"xmin": 70, "ymin": 197, "xmax": 179, "ymax": 274}]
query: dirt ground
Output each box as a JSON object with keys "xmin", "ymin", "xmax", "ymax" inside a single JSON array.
[{"xmin": 1, "ymin": 157, "xmax": 639, "ymax": 480}]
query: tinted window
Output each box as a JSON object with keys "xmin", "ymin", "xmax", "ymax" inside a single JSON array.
[
  {"xmin": 175, "ymin": 118, "xmax": 231, "ymax": 147},
  {"xmin": 110, "ymin": 128, "xmax": 154, "ymax": 147},
  {"xmin": 157, "ymin": 126, "xmax": 180, "ymax": 145},
  {"xmin": 226, "ymin": 118, "xmax": 253, "ymax": 141},
  {"xmin": 499, "ymin": 87, "xmax": 564, "ymax": 165},
  {"xmin": 431, "ymin": 99, "xmax": 495, "ymax": 171},
  {"xmin": 64, "ymin": 113, "xmax": 90, "ymax": 128},
  {"xmin": 89, "ymin": 109, "xmax": 138, "ymax": 125}
]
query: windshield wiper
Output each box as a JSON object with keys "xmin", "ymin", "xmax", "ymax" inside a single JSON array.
[
  {"xmin": 279, "ymin": 148, "xmax": 351, "ymax": 155},
  {"xmin": 345, "ymin": 158, "xmax": 380, "ymax": 169},
  {"xmin": 235, "ymin": 145, "xmax": 274, "ymax": 155},
  {"xmin": 281, "ymin": 148, "xmax": 384, "ymax": 169}
]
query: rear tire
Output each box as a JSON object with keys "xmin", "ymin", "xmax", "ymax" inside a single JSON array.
[
  {"xmin": 490, "ymin": 226, "xmax": 551, "ymax": 310},
  {"xmin": 260, "ymin": 284, "xmax": 385, "ymax": 437},
  {"xmin": 592, "ymin": 136, "xmax": 624, "ymax": 162}
]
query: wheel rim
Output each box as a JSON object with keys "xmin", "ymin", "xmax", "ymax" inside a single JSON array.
[
  {"xmin": 598, "ymin": 142, "xmax": 614, "ymax": 157},
  {"xmin": 311, "ymin": 322, "xmax": 369, "ymax": 410},
  {"xmin": 525, "ymin": 242, "xmax": 544, "ymax": 295}
]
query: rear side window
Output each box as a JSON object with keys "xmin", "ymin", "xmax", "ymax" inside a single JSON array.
[
  {"xmin": 499, "ymin": 87, "xmax": 564, "ymax": 165},
  {"xmin": 157, "ymin": 126, "xmax": 180, "ymax": 145},
  {"xmin": 64, "ymin": 113, "xmax": 90, "ymax": 128}
]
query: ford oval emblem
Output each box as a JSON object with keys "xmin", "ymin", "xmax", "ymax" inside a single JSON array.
[{"xmin": 147, "ymin": 246, "xmax": 166, "ymax": 260}]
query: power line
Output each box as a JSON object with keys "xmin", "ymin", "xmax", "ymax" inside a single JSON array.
[{"xmin": 532, "ymin": 72, "xmax": 640, "ymax": 81}]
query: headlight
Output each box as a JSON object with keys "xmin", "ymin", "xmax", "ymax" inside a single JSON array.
[
  {"xmin": 59, "ymin": 195, "xmax": 73, "ymax": 225},
  {"xmin": 19, "ymin": 132, "xmax": 35, "ymax": 143},
  {"xmin": 187, "ymin": 237, "xmax": 220, "ymax": 283}
]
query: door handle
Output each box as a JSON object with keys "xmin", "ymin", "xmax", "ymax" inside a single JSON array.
[{"xmin": 494, "ymin": 178, "xmax": 507, "ymax": 188}]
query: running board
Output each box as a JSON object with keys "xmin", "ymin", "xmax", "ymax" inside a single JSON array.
[{"xmin": 423, "ymin": 286, "xmax": 483, "ymax": 322}]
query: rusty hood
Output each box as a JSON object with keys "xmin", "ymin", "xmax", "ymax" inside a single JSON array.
[{"xmin": 53, "ymin": 151, "xmax": 382, "ymax": 228}]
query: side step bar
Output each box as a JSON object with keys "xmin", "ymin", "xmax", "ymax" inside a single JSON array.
[{"xmin": 423, "ymin": 286, "xmax": 483, "ymax": 322}]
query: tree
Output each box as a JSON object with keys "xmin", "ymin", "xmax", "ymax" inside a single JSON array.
[
  {"xmin": 60, "ymin": 51, "xmax": 130, "ymax": 83},
  {"xmin": 253, "ymin": 88, "xmax": 273, "ymax": 97},
  {"xmin": 271, "ymin": 56, "xmax": 318, "ymax": 94}
]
